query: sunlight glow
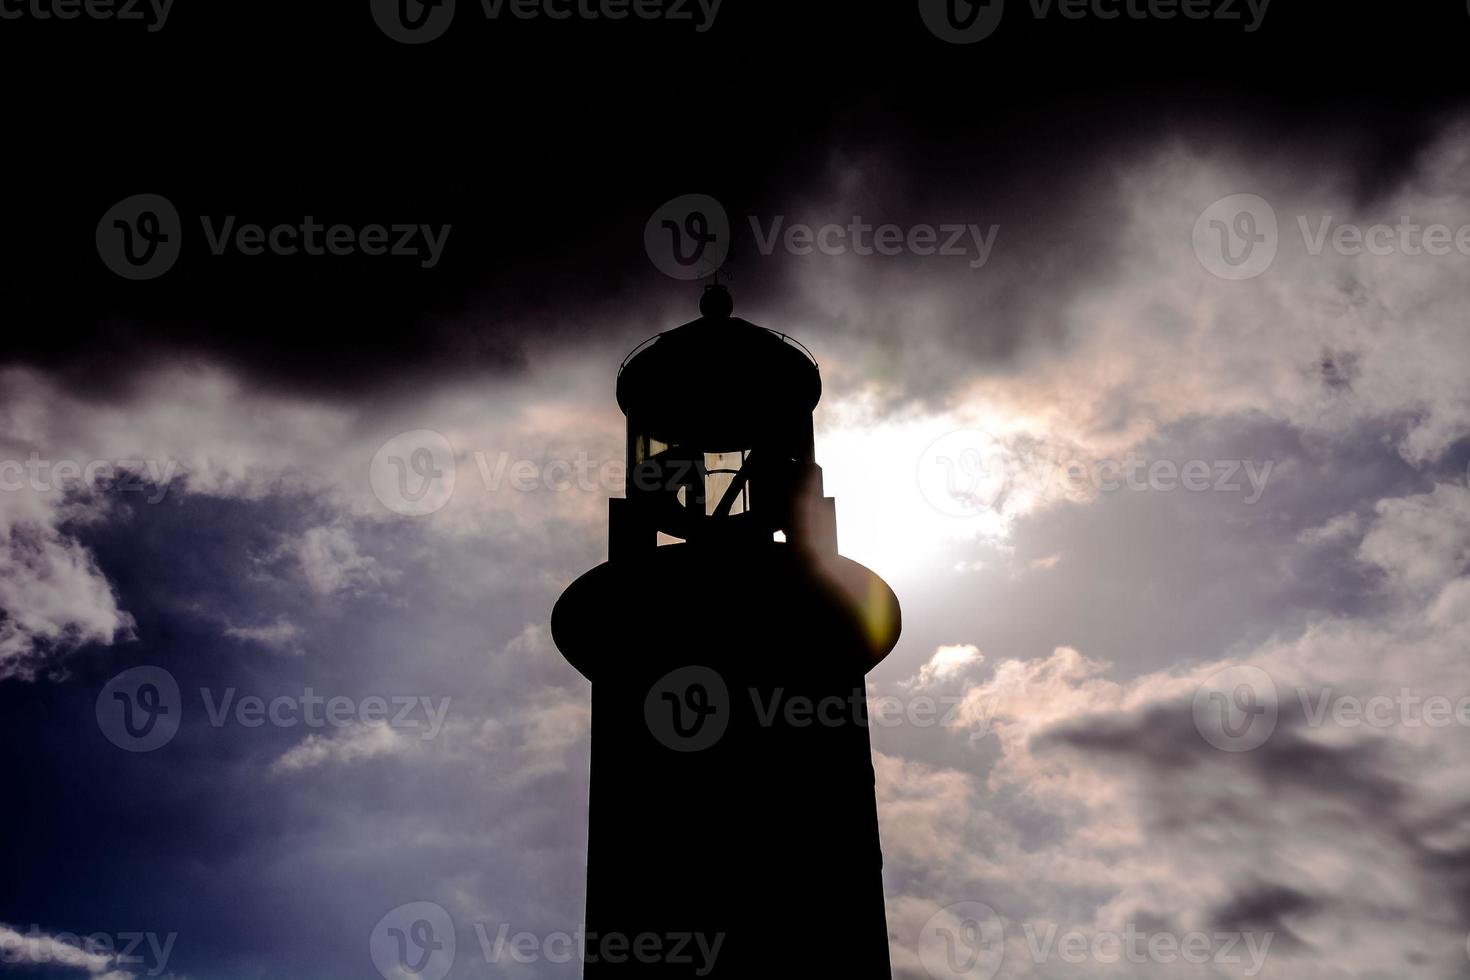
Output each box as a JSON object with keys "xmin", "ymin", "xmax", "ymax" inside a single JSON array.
[{"xmin": 818, "ymin": 398, "xmax": 1046, "ymax": 585}]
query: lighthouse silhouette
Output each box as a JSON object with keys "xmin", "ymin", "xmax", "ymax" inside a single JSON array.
[{"xmin": 552, "ymin": 284, "xmax": 902, "ymax": 977}]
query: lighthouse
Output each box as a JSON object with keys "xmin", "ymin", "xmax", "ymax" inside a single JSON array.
[{"xmin": 551, "ymin": 284, "xmax": 902, "ymax": 977}]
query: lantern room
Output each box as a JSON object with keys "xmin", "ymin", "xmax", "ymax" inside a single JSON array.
[{"xmin": 610, "ymin": 284, "xmax": 838, "ymax": 556}]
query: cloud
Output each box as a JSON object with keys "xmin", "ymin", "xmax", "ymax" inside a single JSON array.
[
  {"xmin": 906, "ymin": 643, "xmax": 984, "ymax": 689},
  {"xmin": 223, "ymin": 616, "xmax": 304, "ymax": 653},
  {"xmin": 291, "ymin": 524, "xmax": 387, "ymax": 597},
  {"xmin": 271, "ymin": 721, "xmax": 411, "ymax": 773},
  {"xmin": 1297, "ymin": 510, "xmax": 1361, "ymax": 546},
  {"xmin": 879, "ymin": 480, "xmax": 1470, "ymax": 978},
  {"xmin": 0, "ymin": 349, "xmax": 623, "ymax": 676},
  {"xmin": 0, "ymin": 508, "xmax": 134, "ymax": 679},
  {"xmin": 0, "ymin": 362, "xmax": 351, "ymax": 676},
  {"xmin": 1358, "ymin": 483, "xmax": 1470, "ymax": 594},
  {"xmin": 0, "ymin": 923, "xmax": 134, "ymax": 978},
  {"xmin": 804, "ymin": 120, "xmax": 1470, "ymax": 482},
  {"xmin": 8, "ymin": 110, "xmax": 1470, "ymax": 980},
  {"xmin": 874, "ymin": 751, "xmax": 976, "ymax": 867}
]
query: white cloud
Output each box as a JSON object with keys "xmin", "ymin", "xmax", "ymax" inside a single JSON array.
[
  {"xmin": 223, "ymin": 616, "xmax": 304, "ymax": 653},
  {"xmin": 291, "ymin": 524, "xmax": 386, "ymax": 597},
  {"xmin": 0, "ymin": 923, "xmax": 133, "ymax": 978},
  {"xmin": 905, "ymin": 642, "xmax": 984, "ymax": 689},
  {"xmin": 1298, "ymin": 511, "xmax": 1361, "ymax": 546},
  {"xmin": 271, "ymin": 721, "xmax": 409, "ymax": 773},
  {"xmin": 0, "ymin": 510, "xmax": 134, "ymax": 679},
  {"xmin": 1358, "ymin": 484, "xmax": 1470, "ymax": 594}
]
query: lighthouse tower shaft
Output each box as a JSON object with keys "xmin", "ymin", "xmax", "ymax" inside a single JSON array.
[{"xmin": 551, "ymin": 287, "xmax": 901, "ymax": 977}]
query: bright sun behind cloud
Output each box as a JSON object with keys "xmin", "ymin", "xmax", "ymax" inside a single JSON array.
[{"xmin": 819, "ymin": 403, "xmax": 1030, "ymax": 585}]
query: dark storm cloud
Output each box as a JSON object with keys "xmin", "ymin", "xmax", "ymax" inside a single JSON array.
[{"xmin": 3, "ymin": 2, "xmax": 1467, "ymax": 401}]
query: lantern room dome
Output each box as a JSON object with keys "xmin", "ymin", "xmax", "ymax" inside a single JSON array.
[{"xmin": 616, "ymin": 285, "xmax": 822, "ymax": 450}]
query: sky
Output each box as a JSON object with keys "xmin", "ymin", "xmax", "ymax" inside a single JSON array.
[{"xmin": 4, "ymin": 3, "xmax": 1470, "ymax": 979}]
